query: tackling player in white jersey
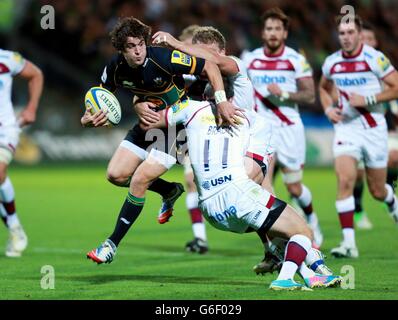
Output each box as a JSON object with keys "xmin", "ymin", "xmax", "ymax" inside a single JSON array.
[
  {"xmin": 319, "ymin": 14, "xmax": 398, "ymax": 258},
  {"xmin": 144, "ymin": 94, "xmax": 342, "ymax": 290},
  {"xmin": 0, "ymin": 49, "xmax": 43, "ymax": 257},
  {"xmin": 242, "ymin": 7, "xmax": 323, "ymax": 249},
  {"xmin": 152, "ymin": 25, "xmax": 274, "ymax": 254}
]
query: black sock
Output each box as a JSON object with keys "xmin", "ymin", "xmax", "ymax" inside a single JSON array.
[
  {"xmin": 387, "ymin": 168, "xmax": 398, "ymax": 190},
  {"xmin": 108, "ymin": 193, "xmax": 145, "ymax": 247},
  {"xmin": 148, "ymin": 178, "xmax": 176, "ymax": 198},
  {"xmin": 353, "ymin": 180, "xmax": 364, "ymax": 213}
]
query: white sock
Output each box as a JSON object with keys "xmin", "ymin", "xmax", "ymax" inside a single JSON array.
[
  {"xmin": 296, "ymin": 185, "xmax": 312, "ymax": 209},
  {"xmin": 0, "ymin": 177, "xmax": 15, "ymax": 203},
  {"xmin": 336, "ymin": 196, "xmax": 355, "ymax": 247},
  {"xmin": 384, "ymin": 184, "xmax": 397, "ymax": 211},
  {"xmin": 307, "ymin": 212, "xmax": 318, "ymax": 225},
  {"xmin": 278, "ymin": 234, "xmax": 312, "ymax": 280},
  {"xmin": 277, "ymin": 261, "xmax": 297, "ymax": 280},
  {"xmin": 186, "ymin": 191, "xmax": 199, "ymax": 209},
  {"xmin": 342, "ymin": 228, "xmax": 356, "ymax": 247},
  {"xmin": 7, "ymin": 214, "xmax": 20, "ymax": 229},
  {"xmin": 192, "ymin": 223, "xmax": 206, "ymax": 241},
  {"xmin": 298, "ymin": 262, "xmax": 316, "ymax": 278}
]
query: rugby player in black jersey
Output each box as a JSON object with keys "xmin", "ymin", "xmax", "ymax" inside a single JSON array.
[{"xmin": 81, "ymin": 17, "xmax": 243, "ymax": 264}]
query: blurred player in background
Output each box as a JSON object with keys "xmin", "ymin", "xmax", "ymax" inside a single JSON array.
[
  {"xmin": 0, "ymin": 49, "xmax": 43, "ymax": 257},
  {"xmin": 352, "ymin": 22, "xmax": 398, "ymax": 230},
  {"xmin": 242, "ymin": 8, "xmax": 324, "ymax": 249},
  {"xmin": 320, "ymin": 15, "xmax": 398, "ymax": 258}
]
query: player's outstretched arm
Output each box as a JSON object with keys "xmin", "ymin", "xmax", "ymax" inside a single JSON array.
[
  {"xmin": 319, "ymin": 75, "xmax": 342, "ymax": 124},
  {"xmin": 17, "ymin": 60, "xmax": 44, "ymax": 127},
  {"xmin": 152, "ymin": 31, "xmax": 239, "ymax": 76}
]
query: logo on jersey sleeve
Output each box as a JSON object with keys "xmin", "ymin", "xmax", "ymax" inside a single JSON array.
[
  {"xmin": 171, "ymin": 99, "xmax": 189, "ymax": 113},
  {"xmin": 377, "ymin": 55, "xmax": 391, "ymax": 72},
  {"xmin": 301, "ymin": 59, "xmax": 312, "ymax": 73},
  {"xmin": 12, "ymin": 52, "xmax": 24, "ymax": 66},
  {"xmin": 171, "ymin": 50, "xmax": 192, "ymax": 66}
]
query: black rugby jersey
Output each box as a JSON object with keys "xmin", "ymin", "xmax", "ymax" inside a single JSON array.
[{"xmin": 100, "ymin": 46, "xmax": 205, "ymax": 110}]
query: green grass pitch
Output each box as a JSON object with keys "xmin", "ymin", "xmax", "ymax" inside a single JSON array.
[{"xmin": 1, "ymin": 165, "xmax": 398, "ymax": 300}]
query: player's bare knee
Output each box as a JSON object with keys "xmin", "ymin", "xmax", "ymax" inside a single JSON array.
[
  {"xmin": 369, "ymin": 183, "xmax": 386, "ymax": 201},
  {"xmin": 282, "ymin": 171, "xmax": 303, "ymax": 196},
  {"xmin": 286, "ymin": 182, "xmax": 302, "ymax": 198},
  {"xmin": 131, "ymin": 170, "xmax": 151, "ymax": 190},
  {"xmin": 106, "ymin": 169, "xmax": 128, "ymax": 185}
]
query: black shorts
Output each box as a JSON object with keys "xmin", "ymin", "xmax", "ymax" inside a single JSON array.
[{"xmin": 123, "ymin": 123, "xmax": 186, "ymax": 163}]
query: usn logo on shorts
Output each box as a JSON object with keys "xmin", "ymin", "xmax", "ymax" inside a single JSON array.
[{"xmin": 201, "ymin": 175, "xmax": 232, "ymax": 190}]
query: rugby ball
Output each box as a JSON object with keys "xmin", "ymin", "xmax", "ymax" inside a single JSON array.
[{"xmin": 84, "ymin": 86, "xmax": 122, "ymax": 126}]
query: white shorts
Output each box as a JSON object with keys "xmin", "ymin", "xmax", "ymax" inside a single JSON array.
[
  {"xmin": 246, "ymin": 115, "xmax": 275, "ymax": 164},
  {"xmin": 199, "ymin": 179, "xmax": 276, "ymax": 234},
  {"xmin": 0, "ymin": 126, "xmax": 20, "ymax": 164},
  {"xmin": 274, "ymin": 120, "xmax": 306, "ymax": 171},
  {"xmin": 333, "ymin": 123, "xmax": 388, "ymax": 169},
  {"xmin": 388, "ymin": 132, "xmax": 398, "ymax": 152}
]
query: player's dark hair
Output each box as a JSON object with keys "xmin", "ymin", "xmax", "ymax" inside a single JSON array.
[
  {"xmin": 261, "ymin": 7, "xmax": 290, "ymax": 30},
  {"xmin": 192, "ymin": 26, "xmax": 226, "ymax": 51},
  {"xmin": 335, "ymin": 14, "xmax": 363, "ymax": 31},
  {"xmin": 110, "ymin": 17, "xmax": 152, "ymax": 51},
  {"xmin": 362, "ymin": 21, "xmax": 376, "ymax": 33}
]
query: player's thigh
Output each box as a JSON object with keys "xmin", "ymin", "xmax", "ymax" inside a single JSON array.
[
  {"xmin": 244, "ymin": 157, "xmax": 263, "ymax": 184},
  {"xmin": 334, "ymin": 156, "xmax": 357, "ymax": 189},
  {"xmin": 267, "ymin": 204, "xmax": 312, "ymax": 240},
  {"xmin": 107, "ymin": 145, "xmax": 143, "ymax": 180},
  {"xmin": 133, "ymin": 158, "xmax": 168, "ymax": 184}
]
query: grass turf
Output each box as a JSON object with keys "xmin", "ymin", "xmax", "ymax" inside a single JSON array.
[{"xmin": 1, "ymin": 165, "xmax": 397, "ymax": 300}]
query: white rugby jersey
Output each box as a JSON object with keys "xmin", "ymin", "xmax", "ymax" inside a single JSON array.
[
  {"xmin": 166, "ymin": 100, "xmax": 257, "ymax": 200},
  {"xmin": 242, "ymin": 45, "xmax": 312, "ymax": 125},
  {"xmin": 0, "ymin": 49, "xmax": 26, "ymax": 127},
  {"xmin": 203, "ymin": 55, "xmax": 255, "ymax": 111},
  {"xmin": 322, "ymin": 43, "xmax": 395, "ymax": 129}
]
